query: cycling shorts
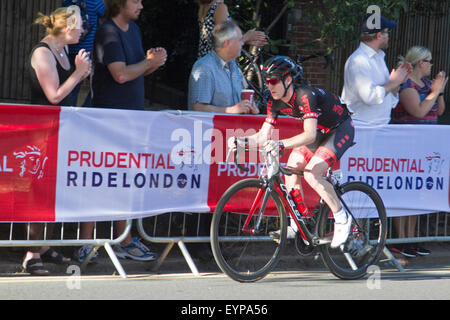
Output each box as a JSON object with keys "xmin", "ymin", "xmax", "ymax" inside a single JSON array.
[{"xmin": 291, "ymin": 117, "xmax": 355, "ymax": 166}]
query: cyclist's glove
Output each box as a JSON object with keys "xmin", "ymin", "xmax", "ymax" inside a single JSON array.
[{"xmin": 264, "ymin": 140, "xmax": 285, "ymax": 156}]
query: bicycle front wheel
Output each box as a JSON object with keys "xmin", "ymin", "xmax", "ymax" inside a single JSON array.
[
  {"xmin": 317, "ymin": 181, "xmax": 387, "ymax": 280},
  {"xmin": 211, "ymin": 178, "xmax": 287, "ymax": 282}
]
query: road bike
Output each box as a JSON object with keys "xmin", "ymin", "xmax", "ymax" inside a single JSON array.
[{"xmin": 210, "ymin": 140, "xmax": 387, "ymax": 282}]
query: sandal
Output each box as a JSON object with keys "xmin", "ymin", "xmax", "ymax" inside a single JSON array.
[
  {"xmin": 22, "ymin": 258, "xmax": 50, "ymax": 276},
  {"xmin": 41, "ymin": 247, "xmax": 71, "ymax": 264}
]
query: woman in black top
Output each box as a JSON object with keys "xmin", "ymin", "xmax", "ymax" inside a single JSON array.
[
  {"xmin": 24, "ymin": 6, "xmax": 91, "ymax": 276},
  {"xmin": 30, "ymin": 6, "xmax": 91, "ymax": 106}
]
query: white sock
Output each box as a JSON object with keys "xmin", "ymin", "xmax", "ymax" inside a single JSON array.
[{"xmin": 333, "ymin": 208, "xmax": 348, "ymax": 224}]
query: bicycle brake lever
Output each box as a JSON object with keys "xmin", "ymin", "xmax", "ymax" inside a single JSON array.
[{"xmin": 232, "ymin": 137, "xmax": 249, "ymax": 172}]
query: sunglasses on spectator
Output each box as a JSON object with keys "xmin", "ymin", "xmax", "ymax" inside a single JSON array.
[
  {"xmin": 423, "ymin": 59, "xmax": 433, "ymax": 64},
  {"xmin": 265, "ymin": 78, "xmax": 281, "ymax": 85}
]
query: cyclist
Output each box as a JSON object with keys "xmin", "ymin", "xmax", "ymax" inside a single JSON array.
[{"xmin": 228, "ymin": 56, "xmax": 355, "ymax": 248}]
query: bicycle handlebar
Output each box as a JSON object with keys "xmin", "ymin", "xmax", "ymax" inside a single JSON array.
[{"xmin": 227, "ymin": 137, "xmax": 294, "ymax": 177}]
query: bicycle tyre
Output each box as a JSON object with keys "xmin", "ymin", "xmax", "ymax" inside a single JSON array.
[
  {"xmin": 210, "ymin": 178, "xmax": 287, "ymax": 282},
  {"xmin": 317, "ymin": 181, "xmax": 387, "ymax": 280}
]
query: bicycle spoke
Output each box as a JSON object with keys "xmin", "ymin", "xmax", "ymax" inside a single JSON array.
[
  {"xmin": 318, "ymin": 181, "xmax": 387, "ymax": 280},
  {"xmin": 211, "ymin": 179, "xmax": 287, "ymax": 282}
]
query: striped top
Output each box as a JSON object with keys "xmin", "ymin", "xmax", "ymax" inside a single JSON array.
[
  {"xmin": 392, "ymin": 78, "xmax": 438, "ymax": 124},
  {"xmin": 63, "ymin": 0, "xmax": 105, "ymax": 54}
]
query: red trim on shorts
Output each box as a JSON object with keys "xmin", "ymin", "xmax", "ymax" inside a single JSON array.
[
  {"xmin": 315, "ymin": 146, "xmax": 337, "ymax": 167},
  {"xmin": 291, "ymin": 145, "xmax": 314, "ymax": 163}
]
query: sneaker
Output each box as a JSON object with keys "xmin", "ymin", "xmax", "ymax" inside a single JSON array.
[
  {"xmin": 400, "ymin": 247, "xmax": 417, "ymax": 258},
  {"xmin": 330, "ymin": 216, "xmax": 352, "ymax": 248},
  {"xmin": 270, "ymin": 226, "xmax": 297, "ymax": 241},
  {"xmin": 414, "ymin": 246, "xmax": 431, "ymax": 256},
  {"xmin": 75, "ymin": 245, "xmax": 99, "ymax": 263},
  {"xmin": 114, "ymin": 237, "xmax": 158, "ymax": 261},
  {"xmin": 389, "ymin": 245, "xmax": 403, "ymax": 255}
]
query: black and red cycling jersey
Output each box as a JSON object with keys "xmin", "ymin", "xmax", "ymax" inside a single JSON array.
[{"xmin": 265, "ymin": 85, "xmax": 351, "ymax": 133}]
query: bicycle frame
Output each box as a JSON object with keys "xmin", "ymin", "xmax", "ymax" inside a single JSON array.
[{"xmin": 239, "ymin": 173, "xmax": 317, "ymax": 246}]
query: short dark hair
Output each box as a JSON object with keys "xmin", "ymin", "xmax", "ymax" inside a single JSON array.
[{"xmin": 105, "ymin": 0, "xmax": 127, "ymax": 19}]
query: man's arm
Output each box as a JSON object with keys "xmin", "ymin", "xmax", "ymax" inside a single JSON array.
[{"xmin": 107, "ymin": 59, "xmax": 152, "ymax": 84}]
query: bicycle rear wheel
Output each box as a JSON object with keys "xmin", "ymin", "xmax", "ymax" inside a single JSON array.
[
  {"xmin": 317, "ymin": 181, "xmax": 387, "ymax": 280},
  {"xmin": 211, "ymin": 178, "xmax": 287, "ymax": 282}
]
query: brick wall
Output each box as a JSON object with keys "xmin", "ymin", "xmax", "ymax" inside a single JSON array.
[{"xmin": 287, "ymin": 0, "xmax": 330, "ymax": 90}]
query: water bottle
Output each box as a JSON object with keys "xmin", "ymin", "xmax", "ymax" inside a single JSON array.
[{"xmin": 289, "ymin": 188, "xmax": 309, "ymax": 216}]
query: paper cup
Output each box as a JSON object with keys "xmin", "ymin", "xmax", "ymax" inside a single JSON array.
[{"xmin": 241, "ymin": 89, "xmax": 254, "ymax": 104}]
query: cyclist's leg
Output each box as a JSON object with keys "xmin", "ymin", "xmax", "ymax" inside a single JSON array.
[
  {"xmin": 305, "ymin": 117, "xmax": 355, "ymax": 215},
  {"xmin": 305, "ymin": 122, "xmax": 355, "ymax": 247},
  {"xmin": 283, "ymin": 147, "xmax": 311, "ymax": 233},
  {"xmin": 284, "ymin": 147, "xmax": 309, "ymax": 191},
  {"xmin": 303, "ymin": 155, "xmax": 340, "ymax": 213}
]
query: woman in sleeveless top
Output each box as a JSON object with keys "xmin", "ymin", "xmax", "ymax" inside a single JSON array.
[
  {"xmin": 30, "ymin": 6, "xmax": 91, "ymax": 106},
  {"xmin": 390, "ymin": 46, "xmax": 447, "ymax": 258},
  {"xmin": 195, "ymin": 0, "xmax": 267, "ymax": 58},
  {"xmin": 23, "ymin": 6, "xmax": 91, "ymax": 276}
]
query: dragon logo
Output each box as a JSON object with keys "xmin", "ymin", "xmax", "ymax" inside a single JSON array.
[{"xmin": 13, "ymin": 145, "xmax": 48, "ymax": 179}]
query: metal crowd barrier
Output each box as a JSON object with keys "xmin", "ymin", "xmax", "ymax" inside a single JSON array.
[
  {"xmin": 138, "ymin": 211, "xmax": 450, "ymax": 275},
  {"xmin": 0, "ymin": 219, "xmax": 132, "ymax": 278},
  {"xmin": 1, "ymin": 212, "xmax": 448, "ymax": 278}
]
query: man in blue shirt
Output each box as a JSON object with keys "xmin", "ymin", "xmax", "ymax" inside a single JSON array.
[
  {"xmin": 79, "ymin": 0, "xmax": 166, "ymax": 263},
  {"xmin": 188, "ymin": 20, "xmax": 258, "ymax": 114},
  {"xmin": 92, "ymin": 0, "xmax": 167, "ymax": 110}
]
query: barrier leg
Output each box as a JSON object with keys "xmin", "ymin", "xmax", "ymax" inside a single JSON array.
[
  {"xmin": 80, "ymin": 245, "xmax": 100, "ymax": 271},
  {"xmin": 178, "ymin": 240, "xmax": 200, "ymax": 276},
  {"xmin": 382, "ymin": 246, "xmax": 405, "ymax": 272},
  {"xmin": 151, "ymin": 242, "xmax": 175, "ymax": 273},
  {"xmin": 104, "ymin": 242, "xmax": 127, "ymax": 279}
]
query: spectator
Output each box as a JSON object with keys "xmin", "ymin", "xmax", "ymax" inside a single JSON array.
[
  {"xmin": 187, "ymin": 20, "xmax": 258, "ymax": 260},
  {"xmin": 76, "ymin": 0, "xmax": 167, "ymax": 263},
  {"xmin": 62, "ymin": 0, "xmax": 106, "ymax": 106},
  {"xmin": 92, "ymin": 0, "xmax": 167, "ymax": 110},
  {"xmin": 195, "ymin": 0, "xmax": 267, "ymax": 58},
  {"xmin": 341, "ymin": 14, "xmax": 411, "ymax": 125},
  {"xmin": 390, "ymin": 45, "xmax": 447, "ymax": 257},
  {"xmin": 26, "ymin": 5, "xmax": 91, "ymax": 275},
  {"xmin": 188, "ymin": 19, "xmax": 259, "ymax": 114}
]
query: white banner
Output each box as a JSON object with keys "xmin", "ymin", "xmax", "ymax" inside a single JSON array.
[
  {"xmin": 55, "ymin": 108, "xmax": 214, "ymax": 221},
  {"xmin": 0, "ymin": 103, "xmax": 448, "ymax": 222},
  {"xmin": 340, "ymin": 124, "xmax": 450, "ymax": 217}
]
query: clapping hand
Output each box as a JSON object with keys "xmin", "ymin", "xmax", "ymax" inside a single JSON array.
[
  {"xmin": 389, "ymin": 62, "xmax": 412, "ymax": 86},
  {"xmin": 146, "ymin": 47, "xmax": 167, "ymax": 69},
  {"xmin": 431, "ymin": 71, "xmax": 448, "ymax": 95},
  {"xmin": 244, "ymin": 29, "xmax": 268, "ymax": 47},
  {"xmin": 75, "ymin": 48, "xmax": 91, "ymax": 79}
]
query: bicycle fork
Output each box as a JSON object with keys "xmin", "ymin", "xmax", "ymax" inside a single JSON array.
[{"xmin": 242, "ymin": 183, "xmax": 272, "ymax": 234}]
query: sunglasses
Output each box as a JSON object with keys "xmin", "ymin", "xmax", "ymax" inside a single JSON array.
[
  {"xmin": 265, "ymin": 78, "xmax": 281, "ymax": 85},
  {"xmin": 423, "ymin": 59, "xmax": 433, "ymax": 64}
]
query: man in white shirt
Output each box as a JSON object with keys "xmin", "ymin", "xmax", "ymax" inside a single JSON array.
[{"xmin": 342, "ymin": 15, "xmax": 411, "ymax": 125}]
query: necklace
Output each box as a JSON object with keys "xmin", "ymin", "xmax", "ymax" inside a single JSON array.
[{"xmin": 54, "ymin": 46, "xmax": 64, "ymax": 58}]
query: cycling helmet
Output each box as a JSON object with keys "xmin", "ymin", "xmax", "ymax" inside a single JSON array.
[{"xmin": 263, "ymin": 56, "xmax": 303, "ymax": 81}]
